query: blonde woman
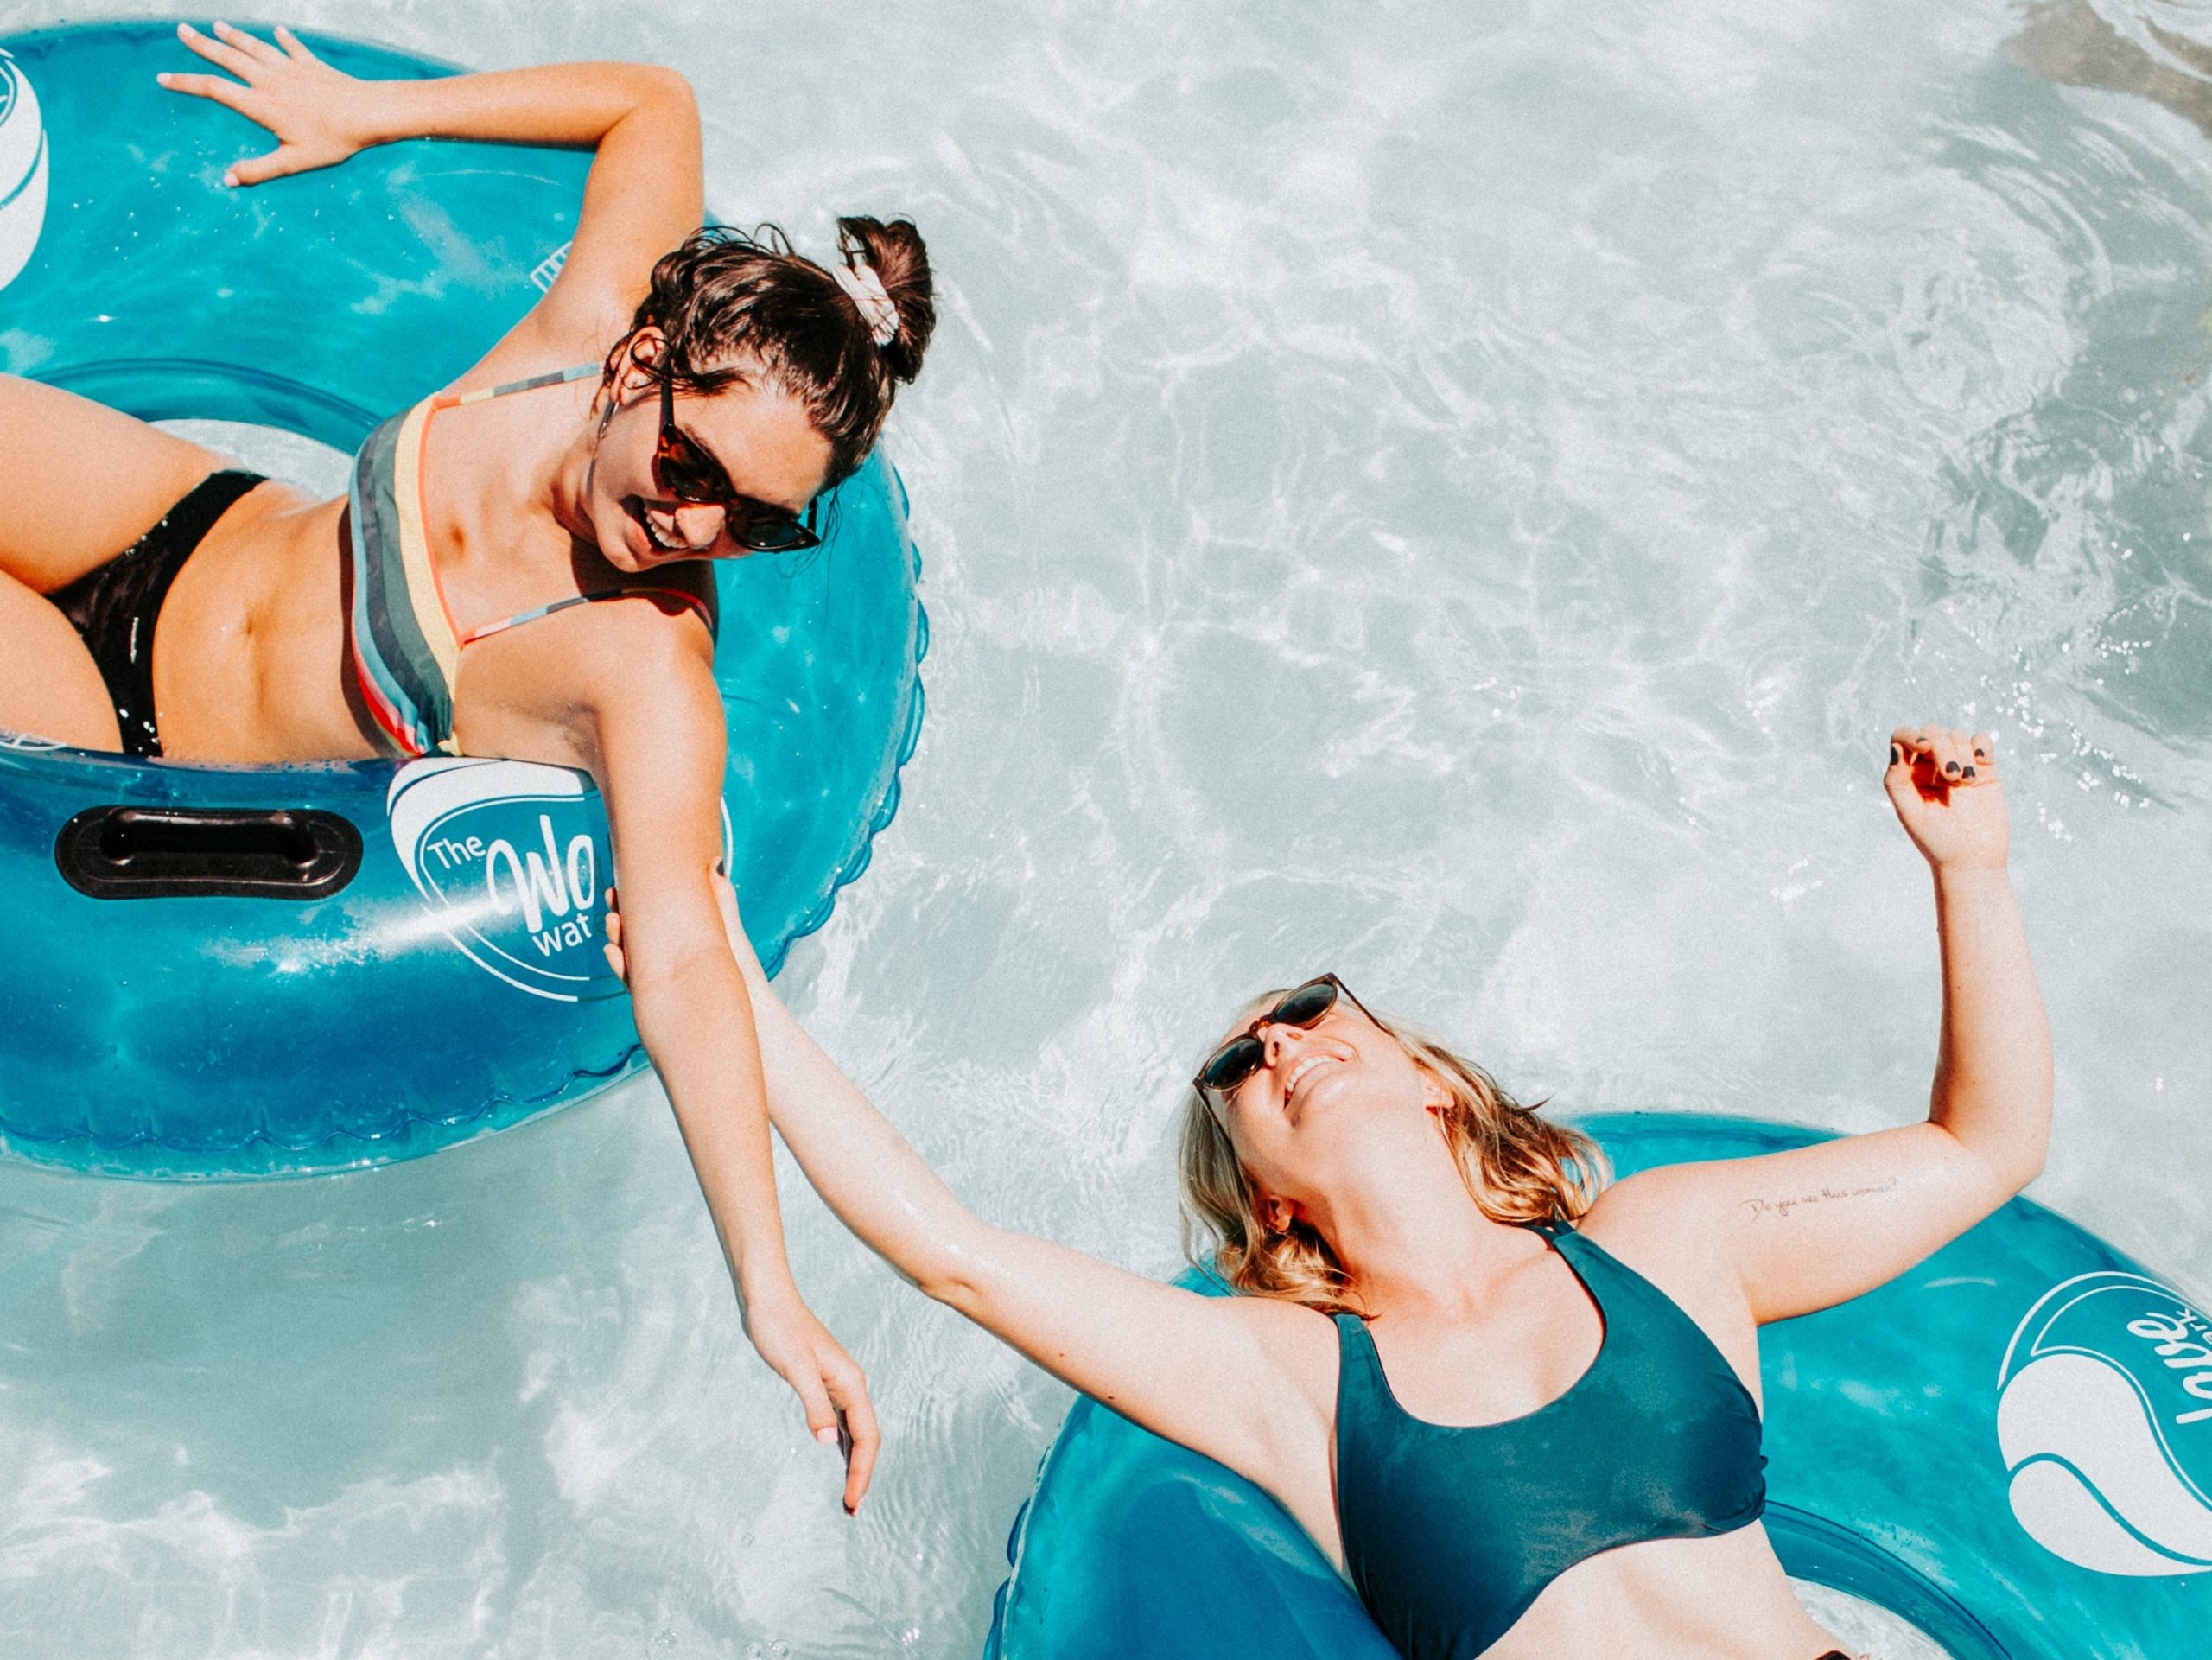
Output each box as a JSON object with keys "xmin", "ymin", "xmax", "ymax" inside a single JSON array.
[{"xmin": 610, "ymin": 722, "xmax": 2050, "ymax": 1657}]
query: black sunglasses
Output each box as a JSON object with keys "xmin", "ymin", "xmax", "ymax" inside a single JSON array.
[
  {"xmin": 1193, "ymin": 973, "xmax": 1381, "ymax": 1101},
  {"xmin": 655, "ymin": 370, "xmax": 823, "ymax": 554}
]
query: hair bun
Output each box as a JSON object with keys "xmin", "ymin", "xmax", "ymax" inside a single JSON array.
[
  {"xmin": 616, "ymin": 219, "xmax": 933, "ymax": 487},
  {"xmin": 836, "ymin": 214, "xmax": 934, "ymax": 385}
]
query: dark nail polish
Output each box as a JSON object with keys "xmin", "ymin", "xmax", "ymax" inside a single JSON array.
[
  {"xmin": 1944, "ymin": 761, "xmax": 1960, "ymax": 775},
  {"xmin": 1890, "ymin": 745, "xmax": 1900, "ymax": 764},
  {"xmin": 1962, "ymin": 765, "xmax": 1976, "ymax": 779}
]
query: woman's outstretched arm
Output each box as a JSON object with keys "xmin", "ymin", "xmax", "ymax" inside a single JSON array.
[
  {"xmin": 159, "ymin": 22, "xmax": 698, "ymax": 344},
  {"xmin": 1605, "ymin": 722, "xmax": 2055, "ymax": 1324},
  {"xmin": 582, "ymin": 623, "xmax": 880, "ymax": 1507},
  {"xmin": 604, "ymin": 879, "xmax": 1325, "ymax": 1511}
]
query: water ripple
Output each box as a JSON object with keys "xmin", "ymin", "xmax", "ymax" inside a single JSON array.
[{"xmin": 6, "ymin": 1, "xmax": 2212, "ymax": 1655}]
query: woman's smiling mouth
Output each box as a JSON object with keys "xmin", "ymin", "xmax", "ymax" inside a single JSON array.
[
  {"xmin": 626, "ymin": 496, "xmax": 690, "ymax": 555},
  {"xmin": 1284, "ymin": 1053, "xmax": 1336, "ymax": 1108}
]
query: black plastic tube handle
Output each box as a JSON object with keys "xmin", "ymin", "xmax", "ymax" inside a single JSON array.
[{"xmin": 55, "ymin": 805, "xmax": 363, "ymax": 900}]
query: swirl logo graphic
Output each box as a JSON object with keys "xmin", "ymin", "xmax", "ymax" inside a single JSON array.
[
  {"xmin": 0, "ymin": 49, "xmax": 48, "ymax": 293},
  {"xmin": 388, "ymin": 759, "xmax": 623, "ymax": 1002},
  {"xmin": 1998, "ymin": 1271, "xmax": 2212, "ymax": 1576}
]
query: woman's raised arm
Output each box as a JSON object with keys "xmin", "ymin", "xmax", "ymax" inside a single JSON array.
[
  {"xmin": 605, "ymin": 877, "xmax": 1324, "ymax": 1509},
  {"xmin": 1606, "ymin": 723, "xmax": 2055, "ymax": 1325},
  {"xmin": 159, "ymin": 22, "xmax": 700, "ymax": 347}
]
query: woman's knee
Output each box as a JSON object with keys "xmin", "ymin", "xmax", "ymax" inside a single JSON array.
[{"xmin": 0, "ymin": 377, "xmax": 223, "ymax": 590}]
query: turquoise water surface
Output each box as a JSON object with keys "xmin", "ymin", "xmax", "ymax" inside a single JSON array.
[{"xmin": 3, "ymin": 1, "xmax": 2210, "ymax": 1655}]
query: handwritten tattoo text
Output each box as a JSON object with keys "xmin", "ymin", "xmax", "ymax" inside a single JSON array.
[{"xmin": 1742, "ymin": 1176, "xmax": 1900, "ymax": 1223}]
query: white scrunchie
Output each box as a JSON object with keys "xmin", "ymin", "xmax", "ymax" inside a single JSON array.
[{"xmin": 832, "ymin": 258, "xmax": 900, "ymax": 349}]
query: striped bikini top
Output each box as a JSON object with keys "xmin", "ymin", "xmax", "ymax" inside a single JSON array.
[{"xmin": 346, "ymin": 364, "xmax": 715, "ymax": 758}]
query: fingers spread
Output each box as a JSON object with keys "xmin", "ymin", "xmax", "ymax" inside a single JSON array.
[
  {"xmin": 274, "ymin": 24, "xmax": 321, "ymax": 63},
  {"xmin": 226, "ymin": 149, "xmax": 293, "ymax": 188},
  {"xmin": 156, "ymin": 71, "xmax": 250, "ymax": 114},
  {"xmin": 211, "ymin": 20, "xmax": 284, "ymax": 66},
  {"xmin": 175, "ymin": 22, "xmax": 260, "ymax": 80}
]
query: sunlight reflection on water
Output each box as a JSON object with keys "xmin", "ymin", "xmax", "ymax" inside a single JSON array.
[{"xmin": 4, "ymin": 1, "xmax": 2210, "ymax": 1655}]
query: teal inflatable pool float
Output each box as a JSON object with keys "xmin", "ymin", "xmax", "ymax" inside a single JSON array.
[
  {"xmin": 0, "ymin": 22, "xmax": 925, "ymax": 1178},
  {"xmin": 987, "ymin": 1114, "xmax": 2209, "ymax": 1660}
]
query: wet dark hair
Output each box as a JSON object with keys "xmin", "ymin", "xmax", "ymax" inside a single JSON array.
[{"xmin": 609, "ymin": 215, "xmax": 935, "ymax": 487}]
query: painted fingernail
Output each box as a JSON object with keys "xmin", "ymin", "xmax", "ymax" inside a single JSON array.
[
  {"xmin": 815, "ymin": 1427, "xmax": 838, "ymax": 1445},
  {"xmin": 1944, "ymin": 760, "xmax": 1960, "ymax": 775},
  {"xmin": 1890, "ymin": 745, "xmax": 1900, "ymax": 764},
  {"xmin": 1962, "ymin": 765, "xmax": 1976, "ymax": 779}
]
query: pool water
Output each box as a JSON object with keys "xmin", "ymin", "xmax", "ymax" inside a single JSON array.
[{"xmin": 6, "ymin": 0, "xmax": 2212, "ymax": 1655}]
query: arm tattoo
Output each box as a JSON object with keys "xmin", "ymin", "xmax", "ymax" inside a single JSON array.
[{"xmin": 1742, "ymin": 1175, "xmax": 1899, "ymax": 1223}]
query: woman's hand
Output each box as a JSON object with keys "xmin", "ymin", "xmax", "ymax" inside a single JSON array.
[
  {"xmin": 741, "ymin": 1290, "xmax": 881, "ymax": 1515},
  {"xmin": 1885, "ymin": 724, "xmax": 2008, "ymax": 873},
  {"xmin": 158, "ymin": 29, "xmax": 701, "ymax": 355},
  {"xmin": 158, "ymin": 23, "xmax": 371, "ymax": 187}
]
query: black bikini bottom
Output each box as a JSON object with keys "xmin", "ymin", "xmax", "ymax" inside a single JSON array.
[{"xmin": 49, "ymin": 469, "xmax": 267, "ymax": 758}]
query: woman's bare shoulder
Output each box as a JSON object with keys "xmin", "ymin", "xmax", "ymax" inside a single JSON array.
[
  {"xmin": 558, "ymin": 584, "xmax": 726, "ymax": 759},
  {"xmin": 1580, "ymin": 1168, "xmax": 1743, "ymax": 1315},
  {"xmin": 446, "ymin": 324, "xmax": 613, "ymax": 401},
  {"xmin": 454, "ymin": 576, "xmax": 715, "ymax": 761}
]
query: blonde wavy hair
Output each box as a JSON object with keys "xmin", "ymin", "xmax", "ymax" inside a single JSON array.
[{"xmin": 1178, "ymin": 989, "xmax": 1608, "ymax": 1315}]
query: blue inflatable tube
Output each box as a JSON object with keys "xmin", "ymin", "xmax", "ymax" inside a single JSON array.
[
  {"xmin": 987, "ymin": 1114, "xmax": 2211, "ymax": 1660},
  {"xmin": 0, "ymin": 23, "xmax": 925, "ymax": 1179}
]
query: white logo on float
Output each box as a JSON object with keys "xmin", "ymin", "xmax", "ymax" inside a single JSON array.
[
  {"xmin": 388, "ymin": 757, "xmax": 618, "ymax": 1002},
  {"xmin": 388, "ymin": 758, "xmax": 734, "ymax": 1001},
  {"xmin": 1998, "ymin": 1270, "xmax": 2212, "ymax": 1576},
  {"xmin": 482, "ymin": 812, "xmax": 596, "ymax": 935},
  {"xmin": 0, "ymin": 48, "xmax": 49, "ymax": 293}
]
